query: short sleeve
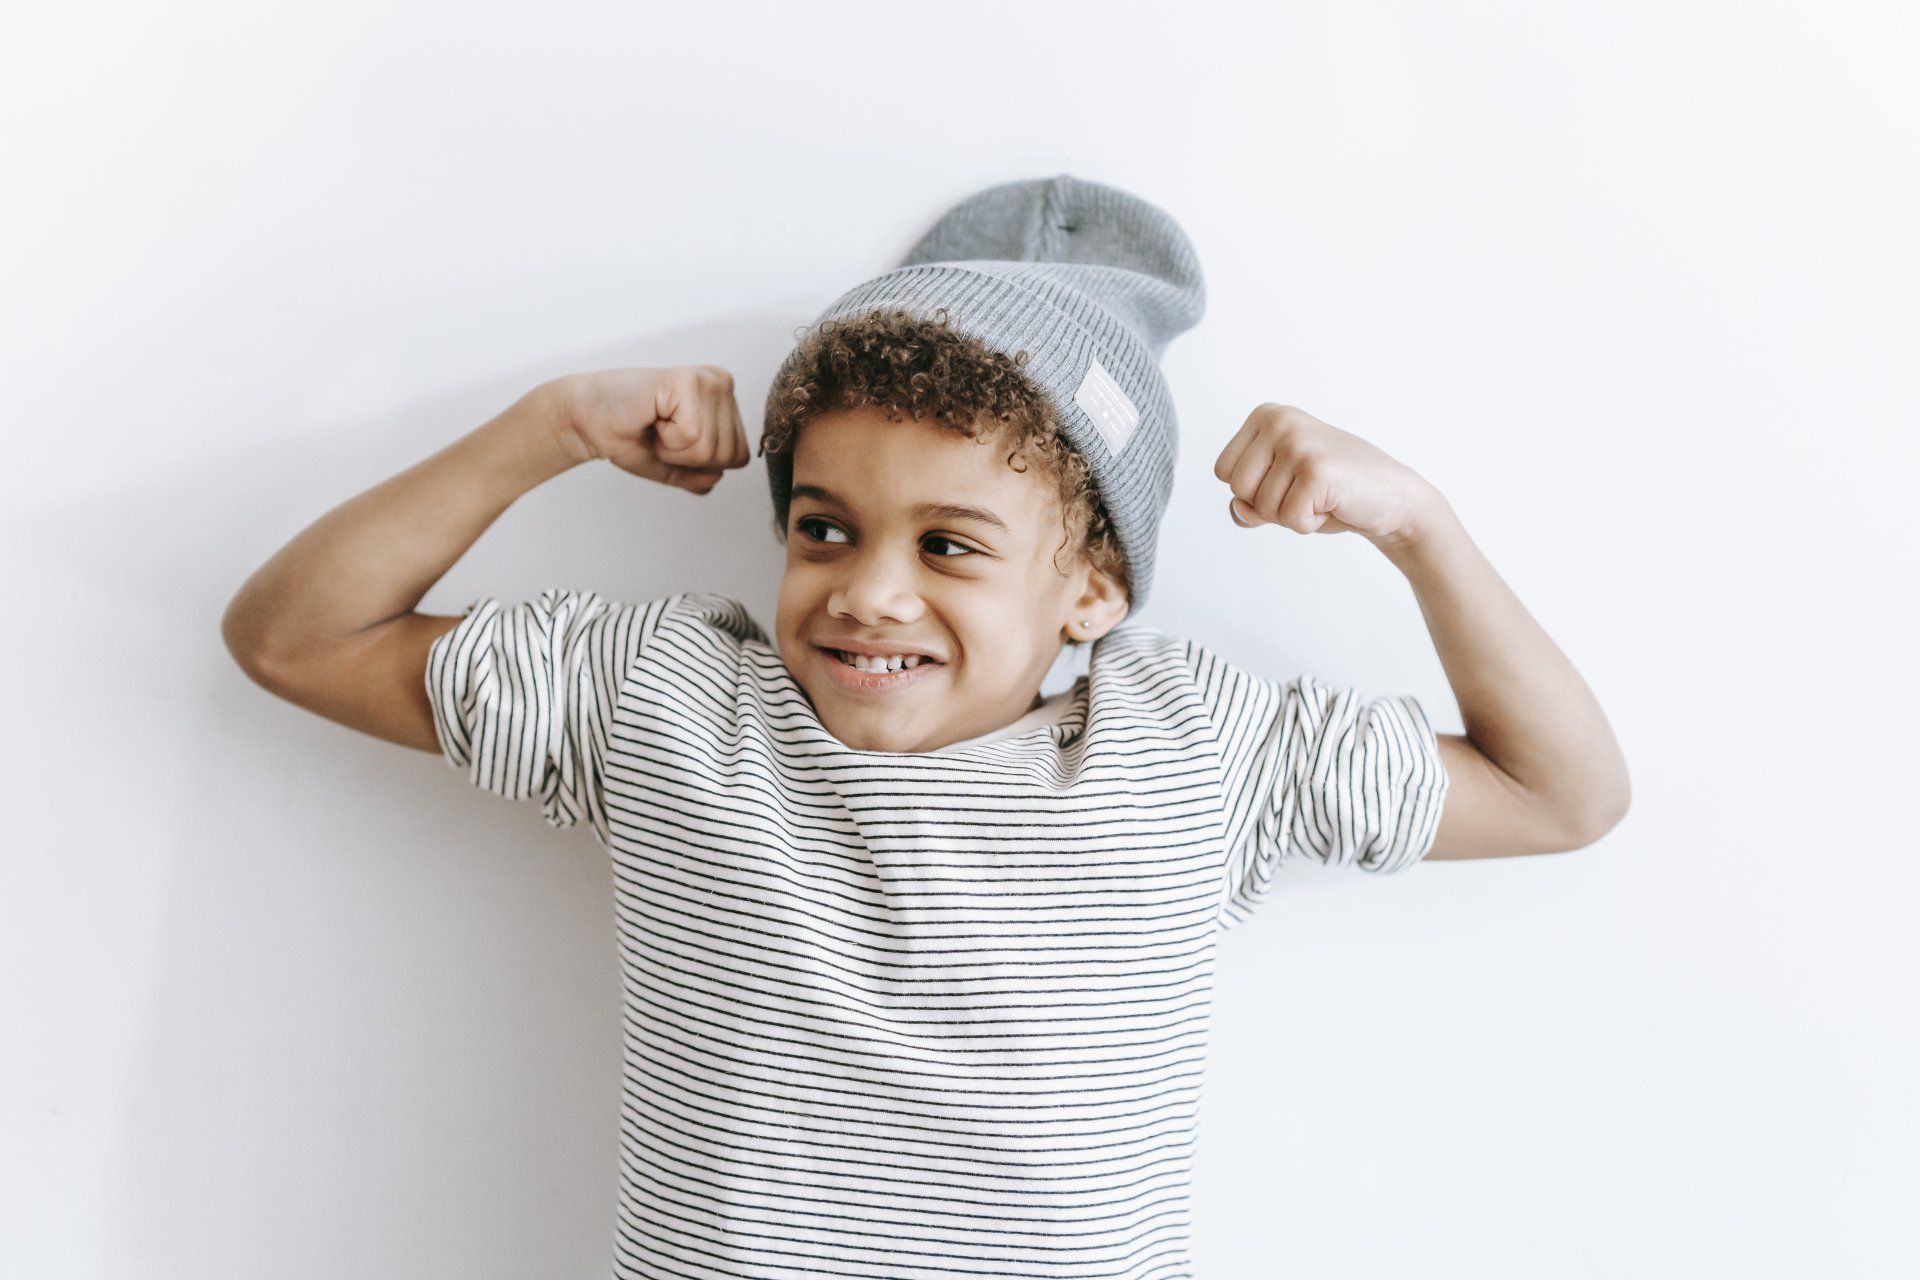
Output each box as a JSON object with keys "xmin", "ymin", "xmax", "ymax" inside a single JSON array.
[
  {"xmin": 1187, "ymin": 642, "xmax": 1450, "ymax": 928},
  {"xmin": 424, "ymin": 588, "xmax": 681, "ymax": 834}
]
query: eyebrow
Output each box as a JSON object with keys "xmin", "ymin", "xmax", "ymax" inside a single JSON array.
[{"xmin": 789, "ymin": 483, "xmax": 1011, "ymax": 535}]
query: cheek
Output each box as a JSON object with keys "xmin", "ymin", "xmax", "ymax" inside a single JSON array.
[
  {"xmin": 775, "ymin": 564, "xmax": 833, "ymax": 652},
  {"xmin": 777, "ymin": 560, "xmax": 829, "ymax": 609}
]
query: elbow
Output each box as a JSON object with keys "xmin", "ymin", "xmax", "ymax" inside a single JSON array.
[
  {"xmin": 1562, "ymin": 751, "xmax": 1632, "ymax": 850},
  {"xmin": 221, "ymin": 600, "xmax": 256, "ymax": 669},
  {"xmin": 1564, "ymin": 786, "xmax": 1631, "ymax": 850},
  {"xmin": 1593, "ymin": 764, "xmax": 1633, "ymax": 840},
  {"xmin": 221, "ymin": 600, "xmax": 284, "ymax": 689}
]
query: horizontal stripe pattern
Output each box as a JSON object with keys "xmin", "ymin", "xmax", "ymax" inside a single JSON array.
[
  {"xmin": 1184, "ymin": 646, "xmax": 1451, "ymax": 930},
  {"xmin": 426, "ymin": 590, "xmax": 1447, "ymax": 1278}
]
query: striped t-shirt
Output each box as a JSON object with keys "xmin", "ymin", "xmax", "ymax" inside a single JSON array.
[{"xmin": 426, "ymin": 589, "xmax": 1449, "ymax": 1280}]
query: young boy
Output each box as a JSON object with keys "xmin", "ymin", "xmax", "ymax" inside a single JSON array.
[{"xmin": 224, "ymin": 175, "xmax": 1628, "ymax": 1279}]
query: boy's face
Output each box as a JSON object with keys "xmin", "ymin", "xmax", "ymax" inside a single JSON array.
[{"xmin": 774, "ymin": 405, "xmax": 1128, "ymax": 753}]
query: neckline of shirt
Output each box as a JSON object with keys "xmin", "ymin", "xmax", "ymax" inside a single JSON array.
[
  {"xmin": 928, "ymin": 685, "xmax": 1081, "ymax": 754},
  {"xmin": 768, "ymin": 660, "xmax": 1095, "ymax": 759}
]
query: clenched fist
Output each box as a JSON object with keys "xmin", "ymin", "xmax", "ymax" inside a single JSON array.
[
  {"xmin": 1213, "ymin": 403, "xmax": 1438, "ymax": 547},
  {"xmin": 553, "ymin": 366, "xmax": 751, "ymax": 494}
]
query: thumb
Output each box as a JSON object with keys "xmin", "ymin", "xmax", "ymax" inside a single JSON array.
[
  {"xmin": 653, "ymin": 414, "xmax": 697, "ymax": 455},
  {"xmin": 1229, "ymin": 496, "xmax": 1265, "ymax": 527}
]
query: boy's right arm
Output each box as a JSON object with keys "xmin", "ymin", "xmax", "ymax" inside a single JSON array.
[
  {"xmin": 222, "ymin": 365, "xmax": 750, "ymax": 755},
  {"xmin": 221, "ymin": 378, "xmax": 589, "ymax": 754}
]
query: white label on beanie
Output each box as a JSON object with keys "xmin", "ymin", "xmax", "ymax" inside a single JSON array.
[{"xmin": 1075, "ymin": 355, "xmax": 1140, "ymax": 456}]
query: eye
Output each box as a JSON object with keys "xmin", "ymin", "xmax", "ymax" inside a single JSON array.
[
  {"xmin": 795, "ymin": 516, "xmax": 848, "ymax": 544},
  {"xmin": 796, "ymin": 516, "xmax": 977, "ymax": 559}
]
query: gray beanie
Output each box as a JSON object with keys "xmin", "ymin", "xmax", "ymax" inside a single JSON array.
[{"xmin": 763, "ymin": 173, "xmax": 1206, "ymax": 611}]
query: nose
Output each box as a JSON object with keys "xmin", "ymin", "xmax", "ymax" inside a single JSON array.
[{"xmin": 826, "ymin": 545, "xmax": 926, "ymax": 627}]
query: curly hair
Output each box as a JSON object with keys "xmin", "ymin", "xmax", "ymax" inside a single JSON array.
[{"xmin": 758, "ymin": 307, "xmax": 1129, "ymax": 639}]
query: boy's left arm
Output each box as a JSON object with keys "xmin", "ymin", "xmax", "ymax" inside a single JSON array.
[{"xmin": 1215, "ymin": 404, "xmax": 1631, "ymax": 859}]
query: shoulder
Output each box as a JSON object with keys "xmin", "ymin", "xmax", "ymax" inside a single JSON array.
[
  {"xmin": 1083, "ymin": 624, "xmax": 1223, "ymax": 748},
  {"xmin": 511, "ymin": 589, "xmax": 763, "ymax": 659},
  {"xmin": 654, "ymin": 591, "xmax": 769, "ymax": 644},
  {"xmin": 1096, "ymin": 622, "xmax": 1232, "ymax": 691},
  {"xmin": 439, "ymin": 589, "xmax": 771, "ymax": 673},
  {"xmin": 1098, "ymin": 626, "xmax": 1301, "ymax": 753},
  {"xmin": 652, "ymin": 594, "xmax": 771, "ymax": 652},
  {"xmin": 635, "ymin": 592, "xmax": 774, "ymax": 674}
]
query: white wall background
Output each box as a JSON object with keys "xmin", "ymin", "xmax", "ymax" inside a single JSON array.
[{"xmin": 5, "ymin": 2, "xmax": 1914, "ymax": 1277}]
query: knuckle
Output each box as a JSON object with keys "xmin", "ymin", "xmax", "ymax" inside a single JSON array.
[{"xmin": 1267, "ymin": 418, "xmax": 1317, "ymax": 460}]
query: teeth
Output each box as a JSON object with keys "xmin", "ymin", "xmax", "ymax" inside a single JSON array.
[{"xmin": 833, "ymin": 650, "xmax": 926, "ymax": 673}]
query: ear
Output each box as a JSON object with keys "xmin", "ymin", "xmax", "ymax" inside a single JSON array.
[{"xmin": 1063, "ymin": 565, "xmax": 1130, "ymax": 643}]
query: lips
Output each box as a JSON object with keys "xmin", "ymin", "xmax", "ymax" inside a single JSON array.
[{"xmin": 815, "ymin": 644, "xmax": 946, "ymax": 694}]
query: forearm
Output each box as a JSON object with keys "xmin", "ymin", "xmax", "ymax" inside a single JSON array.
[
  {"xmin": 1378, "ymin": 486, "xmax": 1631, "ymax": 833},
  {"xmin": 223, "ymin": 378, "xmax": 583, "ymax": 667}
]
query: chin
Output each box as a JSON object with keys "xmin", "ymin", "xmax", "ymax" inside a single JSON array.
[{"xmin": 820, "ymin": 708, "xmax": 919, "ymax": 753}]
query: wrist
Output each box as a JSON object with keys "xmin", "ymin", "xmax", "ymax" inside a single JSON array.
[
  {"xmin": 470, "ymin": 380, "xmax": 588, "ymax": 497},
  {"xmin": 541, "ymin": 374, "xmax": 600, "ymax": 467},
  {"xmin": 531, "ymin": 374, "xmax": 600, "ymax": 469},
  {"xmin": 1371, "ymin": 482, "xmax": 1461, "ymax": 566}
]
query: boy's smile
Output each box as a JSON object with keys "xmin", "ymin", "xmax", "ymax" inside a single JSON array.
[{"xmin": 774, "ymin": 405, "xmax": 1127, "ymax": 753}]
